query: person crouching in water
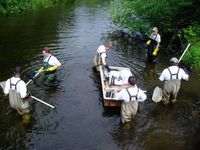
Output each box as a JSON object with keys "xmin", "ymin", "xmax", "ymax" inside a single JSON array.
[
  {"xmin": 159, "ymin": 57, "xmax": 189, "ymax": 104},
  {"xmin": 38, "ymin": 47, "xmax": 61, "ymax": 84},
  {"xmin": 4, "ymin": 66, "xmax": 32, "ymax": 119},
  {"xmin": 93, "ymin": 42, "xmax": 112, "ymax": 71},
  {"xmin": 114, "ymin": 76, "xmax": 147, "ymax": 129}
]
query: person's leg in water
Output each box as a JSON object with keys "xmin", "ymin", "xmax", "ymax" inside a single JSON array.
[{"xmin": 43, "ymin": 73, "xmax": 57, "ymax": 86}]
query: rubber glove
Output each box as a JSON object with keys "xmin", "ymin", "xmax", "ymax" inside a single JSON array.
[
  {"xmin": 152, "ymin": 47, "xmax": 159, "ymax": 56},
  {"xmin": 46, "ymin": 66, "xmax": 58, "ymax": 72},
  {"xmin": 38, "ymin": 67, "xmax": 44, "ymax": 73},
  {"xmin": 146, "ymin": 40, "xmax": 151, "ymax": 45}
]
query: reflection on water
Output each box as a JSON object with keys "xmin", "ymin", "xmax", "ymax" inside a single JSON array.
[{"xmin": 0, "ymin": 0, "xmax": 200, "ymax": 149}]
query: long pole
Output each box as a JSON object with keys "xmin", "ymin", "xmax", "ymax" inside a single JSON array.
[
  {"xmin": 31, "ymin": 95, "xmax": 55, "ymax": 109},
  {"xmin": 26, "ymin": 72, "xmax": 40, "ymax": 86},
  {"xmin": 178, "ymin": 43, "xmax": 191, "ymax": 63}
]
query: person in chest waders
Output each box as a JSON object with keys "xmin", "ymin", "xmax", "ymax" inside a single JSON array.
[
  {"xmin": 146, "ymin": 27, "xmax": 161, "ymax": 62},
  {"xmin": 38, "ymin": 47, "xmax": 61, "ymax": 85},
  {"xmin": 3, "ymin": 67, "xmax": 32, "ymax": 122},
  {"xmin": 159, "ymin": 57, "xmax": 189, "ymax": 105},
  {"xmin": 114, "ymin": 76, "xmax": 147, "ymax": 129},
  {"xmin": 93, "ymin": 42, "xmax": 112, "ymax": 71}
]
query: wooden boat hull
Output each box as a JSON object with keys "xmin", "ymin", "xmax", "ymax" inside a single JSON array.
[{"xmin": 103, "ymin": 99, "xmax": 122, "ymax": 107}]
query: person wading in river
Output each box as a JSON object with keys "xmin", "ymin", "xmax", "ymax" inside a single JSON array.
[
  {"xmin": 38, "ymin": 47, "xmax": 61, "ymax": 84},
  {"xmin": 93, "ymin": 42, "xmax": 112, "ymax": 71},
  {"xmin": 3, "ymin": 66, "xmax": 32, "ymax": 115},
  {"xmin": 159, "ymin": 57, "xmax": 189, "ymax": 104},
  {"xmin": 146, "ymin": 27, "xmax": 161, "ymax": 62},
  {"xmin": 114, "ymin": 76, "xmax": 147, "ymax": 129}
]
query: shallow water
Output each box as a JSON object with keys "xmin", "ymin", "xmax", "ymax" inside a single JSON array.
[{"xmin": 0, "ymin": 0, "xmax": 200, "ymax": 149}]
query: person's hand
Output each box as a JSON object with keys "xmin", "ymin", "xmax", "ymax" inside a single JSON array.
[
  {"xmin": 38, "ymin": 67, "xmax": 44, "ymax": 73},
  {"xmin": 45, "ymin": 66, "xmax": 58, "ymax": 72},
  {"xmin": 23, "ymin": 93, "xmax": 32, "ymax": 99},
  {"xmin": 152, "ymin": 47, "xmax": 159, "ymax": 56},
  {"xmin": 44, "ymin": 68, "xmax": 51, "ymax": 72},
  {"xmin": 146, "ymin": 40, "xmax": 151, "ymax": 45}
]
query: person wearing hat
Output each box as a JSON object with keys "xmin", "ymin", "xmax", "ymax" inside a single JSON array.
[
  {"xmin": 114, "ymin": 76, "xmax": 147, "ymax": 128},
  {"xmin": 159, "ymin": 57, "xmax": 189, "ymax": 104},
  {"xmin": 93, "ymin": 42, "xmax": 112, "ymax": 71},
  {"xmin": 3, "ymin": 66, "xmax": 32, "ymax": 115},
  {"xmin": 38, "ymin": 47, "xmax": 61, "ymax": 83},
  {"xmin": 146, "ymin": 27, "xmax": 161, "ymax": 62}
]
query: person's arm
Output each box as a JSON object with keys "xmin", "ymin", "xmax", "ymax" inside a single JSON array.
[
  {"xmin": 4, "ymin": 80, "xmax": 10, "ymax": 96},
  {"xmin": 101, "ymin": 53, "xmax": 107, "ymax": 66},
  {"xmin": 156, "ymin": 34, "xmax": 161, "ymax": 47},
  {"xmin": 114, "ymin": 89, "xmax": 129, "ymax": 102},
  {"xmin": 18, "ymin": 81, "xmax": 28, "ymax": 99},
  {"xmin": 46, "ymin": 56, "xmax": 61, "ymax": 71},
  {"xmin": 159, "ymin": 70, "xmax": 165, "ymax": 82},
  {"xmin": 180, "ymin": 68, "xmax": 189, "ymax": 81},
  {"xmin": 137, "ymin": 89, "xmax": 147, "ymax": 102}
]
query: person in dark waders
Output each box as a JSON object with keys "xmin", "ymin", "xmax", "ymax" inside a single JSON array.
[
  {"xmin": 2, "ymin": 66, "xmax": 32, "ymax": 123},
  {"xmin": 146, "ymin": 27, "xmax": 161, "ymax": 62},
  {"xmin": 38, "ymin": 47, "xmax": 61, "ymax": 86}
]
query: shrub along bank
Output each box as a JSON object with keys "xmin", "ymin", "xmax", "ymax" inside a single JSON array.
[
  {"xmin": 109, "ymin": 0, "xmax": 200, "ymax": 71},
  {"xmin": 0, "ymin": 0, "xmax": 59, "ymax": 14}
]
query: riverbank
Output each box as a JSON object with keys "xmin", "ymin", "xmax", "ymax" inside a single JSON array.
[
  {"xmin": 108, "ymin": 0, "xmax": 200, "ymax": 71},
  {"xmin": 0, "ymin": 0, "xmax": 74, "ymax": 14}
]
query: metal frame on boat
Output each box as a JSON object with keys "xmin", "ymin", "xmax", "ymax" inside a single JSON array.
[{"xmin": 99, "ymin": 66, "xmax": 132, "ymax": 107}]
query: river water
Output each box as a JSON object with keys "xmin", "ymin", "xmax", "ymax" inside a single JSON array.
[{"xmin": 0, "ymin": 0, "xmax": 200, "ymax": 149}]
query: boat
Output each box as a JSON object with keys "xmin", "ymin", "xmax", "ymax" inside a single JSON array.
[{"xmin": 99, "ymin": 66, "xmax": 132, "ymax": 107}]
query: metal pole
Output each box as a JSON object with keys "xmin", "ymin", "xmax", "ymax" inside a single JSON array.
[
  {"xmin": 31, "ymin": 95, "xmax": 55, "ymax": 109},
  {"xmin": 26, "ymin": 72, "xmax": 40, "ymax": 86},
  {"xmin": 178, "ymin": 43, "xmax": 191, "ymax": 63}
]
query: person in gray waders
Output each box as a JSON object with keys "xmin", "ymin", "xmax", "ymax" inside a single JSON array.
[
  {"xmin": 114, "ymin": 76, "xmax": 147, "ymax": 129},
  {"xmin": 159, "ymin": 57, "xmax": 189, "ymax": 104},
  {"xmin": 38, "ymin": 47, "xmax": 61, "ymax": 85},
  {"xmin": 93, "ymin": 42, "xmax": 112, "ymax": 71},
  {"xmin": 3, "ymin": 66, "xmax": 32, "ymax": 117}
]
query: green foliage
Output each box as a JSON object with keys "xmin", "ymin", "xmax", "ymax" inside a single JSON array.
[
  {"xmin": 31, "ymin": 0, "xmax": 58, "ymax": 9},
  {"xmin": 183, "ymin": 24, "xmax": 200, "ymax": 71},
  {"xmin": 183, "ymin": 23, "xmax": 200, "ymax": 43},
  {"xmin": 109, "ymin": 0, "xmax": 199, "ymax": 35},
  {"xmin": 0, "ymin": 0, "xmax": 31, "ymax": 13},
  {"xmin": 0, "ymin": 0, "xmax": 59, "ymax": 14},
  {"xmin": 109, "ymin": 0, "xmax": 200, "ymax": 71},
  {"xmin": 183, "ymin": 43, "xmax": 200, "ymax": 71},
  {"xmin": 109, "ymin": 0, "xmax": 150, "ymax": 34}
]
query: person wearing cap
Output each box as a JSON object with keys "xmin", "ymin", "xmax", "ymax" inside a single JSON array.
[
  {"xmin": 93, "ymin": 42, "xmax": 112, "ymax": 71},
  {"xmin": 159, "ymin": 57, "xmax": 189, "ymax": 104},
  {"xmin": 114, "ymin": 76, "xmax": 147, "ymax": 128},
  {"xmin": 3, "ymin": 66, "xmax": 31, "ymax": 115},
  {"xmin": 146, "ymin": 27, "xmax": 161, "ymax": 62},
  {"xmin": 38, "ymin": 47, "xmax": 61, "ymax": 83}
]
